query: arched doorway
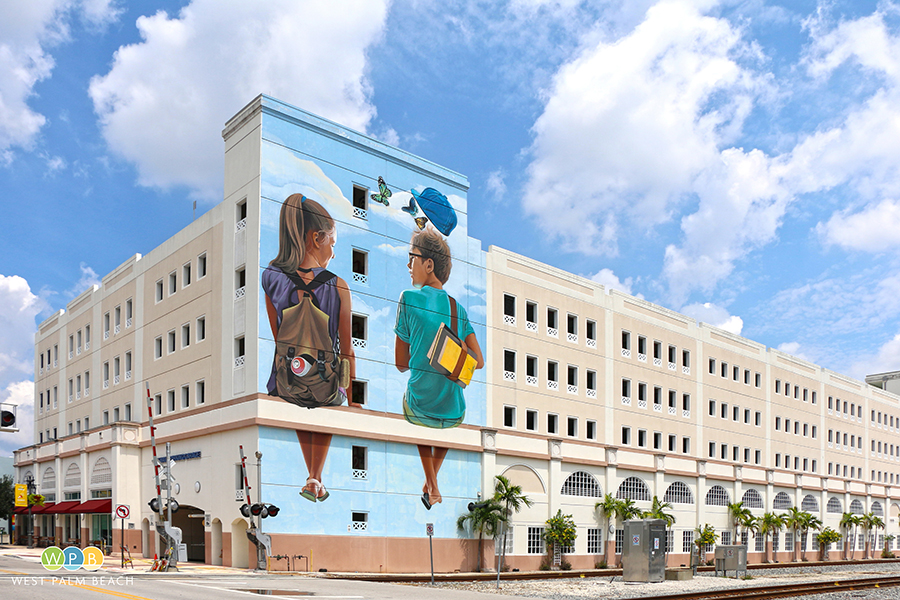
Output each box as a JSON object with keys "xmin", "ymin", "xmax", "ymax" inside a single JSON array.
[
  {"xmin": 211, "ymin": 519, "xmax": 223, "ymax": 566},
  {"xmin": 141, "ymin": 519, "xmax": 151, "ymax": 558},
  {"xmin": 231, "ymin": 519, "xmax": 249, "ymax": 568},
  {"xmin": 171, "ymin": 505, "xmax": 206, "ymax": 562}
]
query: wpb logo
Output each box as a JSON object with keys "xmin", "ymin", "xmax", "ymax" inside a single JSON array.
[{"xmin": 41, "ymin": 546, "xmax": 104, "ymax": 571}]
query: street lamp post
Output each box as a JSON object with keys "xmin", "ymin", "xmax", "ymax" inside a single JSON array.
[{"xmin": 24, "ymin": 473, "xmax": 35, "ymax": 549}]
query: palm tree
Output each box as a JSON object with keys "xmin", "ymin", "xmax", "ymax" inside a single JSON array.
[
  {"xmin": 612, "ymin": 498, "xmax": 642, "ymax": 566},
  {"xmin": 742, "ymin": 513, "xmax": 759, "ymax": 549},
  {"xmin": 799, "ymin": 513, "xmax": 822, "ymax": 561},
  {"xmin": 758, "ymin": 512, "xmax": 784, "ymax": 563},
  {"xmin": 860, "ymin": 513, "xmax": 876, "ymax": 559},
  {"xmin": 872, "ymin": 515, "xmax": 885, "ymax": 557},
  {"xmin": 595, "ymin": 494, "xmax": 619, "ymax": 567},
  {"xmin": 456, "ymin": 499, "xmax": 505, "ymax": 572},
  {"xmin": 728, "ymin": 501, "xmax": 752, "ymax": 540},
  {"xmin": 839, "ymin": 513, "xmax": 862, "ymax": 560},
  {"xmin": 492, "ymin": 475, "xmax": 532, "ymax": 573},
  {"xmin": 644, "ymin": 496, "xmax": 676, "ymax": 559},
  {"xmin": 782, "ymin": 507, "xmax": 805, "ymax": 562}
]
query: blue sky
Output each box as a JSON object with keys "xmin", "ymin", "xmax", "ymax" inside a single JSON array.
[{"xmin": 3, "ymin": 0, "xmax": 900, "ymax": 455}]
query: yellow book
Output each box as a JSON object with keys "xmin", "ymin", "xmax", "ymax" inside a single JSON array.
[{"xmin": 427, "ymin": 322, "xmax": 477, "ymax": 388}]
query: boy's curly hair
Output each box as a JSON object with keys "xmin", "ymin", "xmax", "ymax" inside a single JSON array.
[{"xmin": 411, "ymin": 226, "xmax": 452, "ymax": 284}]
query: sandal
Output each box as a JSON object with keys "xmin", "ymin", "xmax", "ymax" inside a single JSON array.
[
  {"xmin": 300, "ymin": 478, "xmax": 320, "ymax": 503},
  {"xmin": 317, "ymin": 483, "xmax": 330, "ymax": 502}
]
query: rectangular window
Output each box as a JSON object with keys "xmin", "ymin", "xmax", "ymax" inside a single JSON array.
[
  {"xmin": 621, "ymin": 426, "xmax": 631, "ymax": 445},
  {"xmin": 637, "ymin": 429, "xmax": 646, "ymax": 447},
  {"xmin": 352, "ymin": 445, "xmax": 367, "ymax": 472},
  {"xmin": 168, "ymin": 330, "xmax": 176, "ymax": 353},
  {"xmin": 709, "ymin": 399, "xmax": 716, "ymax": 416},
  {"xmin": 709, "ymin": 441, "xmax": 716, "ymax": 458},
  {"xmin": 683, "ymin": 393, "xmax": 690, "ymax": 412},
  {"xmin": 352, "ymin": 185, "xmax": 368, "ymax": 211},
  {"xmin": 744, "ymin": 369, "xmax": 750, "ymax": 384},
  {"xmin": 526, "ymin": 409, "xmax": 538, "ymax": 431},
  {"xmin": 503, "ymin": 294, "xmax": 515, "ymax": 319},
  {"xmin": 682, "ymin": 437, "xmax": 690, "ymax": 454},
  {"xmin": 102, "ymin": 411, "xmax": 109, "ymax": 425},
  {"xmin": 733, "ymin": 365, "xmax": 739, "ymax": 381},
  {"xmin": 653, "ymin": 431, "xmax": 662, "ymax": 450},
  {"xmin": 503, "ymin": 349, "xmax": 516, "ymax": 376},
  {"xmin": 124, "ymin": 403, "xmax": 131, "ymax": 422},
  {"xmin": 503, "ymin": 405, "xmax": 516, "ymax": 428},
  {"xmin": 588, "ymin": 529, "xmax": 602, "ymax": 554},
  {"xmin": 198, "ymin": 253, "xmax": 207, "ymax": 278},
  {"xmin": 566, "ymin": 314, "xmax": 577, "ymax": 338},
  {"xmin": 113, "ymin": 407, "xmax": 120, "ymax": 422},
  {"xmin": 586, "ymin": 319, "xmax": 596, "ymax": 344},
  {"xmin": 775, "ymin": 416, "xmax": 781, "ymax": 430},
  {"xmin": 721, "ymin": 443, "xmax": 728, "ymax": 460},
  {"xmin": 547, "ymin": 361, "xmax": 558, "ymax": 384},
  {"xmin": 154, "ymin": 394, "xmax": 162, "ymax": 416},
  {"xmin": 547, "ymin": 413, "xmax": 558, "ymax": 434},
  {"xmin": 351, "ymin": 314, "xmax": 367, "ymax": 343},
  {"xmin": 197, "ymin": 316, "xmax": 206, "ymax": 341},
  {"xmin": 182, "ymin": 262, "xmax": 191, "ymax": 287},
  {"xmin": 668, "ymin": 434, "xmax": 677, "ymax": 452},
  {"xmin": 567, "ymin": 365, "xmax": 577, "ymax": 387},
  {"xmin": 351, "ymin": 512, "xmax": 368, "ymax": 532},
  {"xmin": 621, "ymin": 330, "xmax": 631, "ymax": 351},
  {"xmin": 568, "ymin": 416, "xmax": 578, "ymax": 437},
  {"xmin": 155, "ymin": 280, "xmax": 163, "ymax": 302},
  {"xmin": 125, "ymin": 299, "xmax": 132, "ymax": 327},
  {"xmin": 733, "ymin": 446, "xmax": 740, "ymax": 461},
  {"xmin": 527, "ymin": 527, "xmax": 545, "ymax": 554},
  {"xmin": 154, "ymin": 336, "xmax": 163, "ymax": 359},
  {"xmin": 181, "ymin": 323, "xmax": 191, "ymax": 348},
  {"xmin": 587, "ymin": 370, "xmax": 597, "ymax": 392},
  {"xmin": 733, "ymin": 406, "xmax": 739, "ymax": 421},
  {"xmin": 721, "ymin": 403, "xmax": 728, "ymax": 419},
  {"xmin": 682, "ymin": 349, "xmax": 690, "ymax": 369},
  {"xmin": 547, "ymin": 308, "xmax": 558, "ymax": 330},
  {"xmin": 683, "ymin": 530, "xmax": 695, "ymax": 554},
  {"xmin": 668, "ymin": 345, "xmax": 676, "ymax": 365},
  {"xmin": 638, "ymin": 382, "xmax": 647, "ymax": 404},
  {"xmin": 637, "ymin": 335, "xmax": 647, "ymax": 356},
  {"xmin": 721, "ymin": 361, "xmax": 728, "ymax": 378},
  {"xmin": 709, "ymin": 357, "xmax": 716, "ymax": 374},
  {"xmin": 168, "ymin": 271, "xmax": 177, "ymax": 295},
  {"xmin": 622, "ymin": 378, "xmax": 631, "ymax": 399},
  {"xmin": 351, "ymin": 380, "xmax": 366, "ymax": 405},
  {"xmin": 196, "ymin": 380, "xmax": 206, "ymax": 405},
  {"xmin": 587, "ymin": 420, "xmax": 597, "ymax": 440},
  {"xmin": 526, "ymin": 355, "xmax": 537, "ymax": 378},
  {"xmin": 526, "ymin": 301, "xmax": 537, "ymax": 326},
  {"xmin": 351, "ymin": 249, "xmax": 368, "ymax": 282},
  {"xmin": 755, "ymin": 449, "xmax": 761, "ymax": 464},
  {"xmin": 181, "ymin": 385, "xmax": 190, "ymax": 408},
  {"xmin": 124, "ymin": 351, "xmax": 131, "ymax": 379},
  {"xmin": 167, "ymin": 390, "xmax": 176, "ymax": 412},
  {"xmin": 755, "ymin": 411, "xmax": 761, "ymax": 426},
  {"xmin": 668, "ymin": 389, "xmax": 676, "ymax": 408},
  {"xmin": 653, "ymin": 340, "xmax": 662, "ymax": 361},
  {"xmin": 744, "ymin": 447, "xmax": 750, "ymax": 463},
  {"xmin": 654, "ymin": 386, "xmax": 662, "ymax": 407}
]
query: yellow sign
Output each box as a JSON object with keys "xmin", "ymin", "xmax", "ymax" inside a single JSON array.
[{"xmin": 14, "ymin": 484, "xmax": 27, "ymax": 507}]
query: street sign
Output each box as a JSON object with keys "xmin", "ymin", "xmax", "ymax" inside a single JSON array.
[
  {"xmin": 14, "ymin": 484, "xmax": 26, "ymax": 507},
  {"xmin": 426, "ymin": 523, "xmax": 434, "ymax": 537},
  {"xmin": 115, "ymin": 504, "xmax": 130, "ymax": 519}
]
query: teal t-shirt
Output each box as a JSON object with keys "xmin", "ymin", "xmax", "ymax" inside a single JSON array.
[{"xmin": 394, "ymin": 286, "xmax": 475, "ymax": 428}]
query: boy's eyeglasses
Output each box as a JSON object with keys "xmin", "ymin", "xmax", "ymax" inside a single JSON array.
[{"xmin": 408, "ymin": 253, "xmax": 424, "ymax": 268}]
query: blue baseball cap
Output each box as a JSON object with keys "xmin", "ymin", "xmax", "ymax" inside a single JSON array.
[{"xmin": 410, "ymin": 188, "xmax": 457, "ymax": 236}]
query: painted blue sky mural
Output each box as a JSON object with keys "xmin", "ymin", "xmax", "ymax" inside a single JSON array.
[{"xmin": 3, "ymin": 0, "xmax": 900, "ymax": 456}]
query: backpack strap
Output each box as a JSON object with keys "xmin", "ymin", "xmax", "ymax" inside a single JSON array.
[
  {"xmin": 283, "ymin": 268, "xmax": 335, "ymax": 309},
  {"xmin": 447, "ymin": 296, "xmax": 468, "ymax": 382}
]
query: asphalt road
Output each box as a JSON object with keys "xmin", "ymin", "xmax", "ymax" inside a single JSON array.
[{"xmin": 0, "ymin": 554, "xmax": 508, "ymax": 600}]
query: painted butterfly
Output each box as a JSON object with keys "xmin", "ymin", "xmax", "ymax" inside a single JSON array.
[
  {"xmin": 370, "ymin": 176, "xmax": 392, "ymax": 206},
  {"xmin": 414, "ymin": 216, "xmax": 428, "ymax": 230},
  {"xmin": 400, "ymin": 195, "xmax": 418, "ymax": 216}
]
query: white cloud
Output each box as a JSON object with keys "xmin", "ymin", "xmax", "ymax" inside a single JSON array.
[
  {"xmin": 849, "ymin": 331, "xmax": 900, "ymax": 380},
  {"xmin": 376, "ymin": 243, "xmax": 407, "ymax": 258},
  {"xmin": 0, "ymin": 380, "xmax": 35, "ymax": 458},
  {"xmin": 0, "ymin": 1, "xmax": 121, "ymax": 163},
  {"xmin": 485, "ymin": 169, "xmax": 507, "ymax": 202},
  {"xmin": 0, "ymin": 275, "xmax": 47, "ymax": 385},
  {"xmin": 682, "ymin": 301, "xmax": 743, "ymax": 335},
  {"xmin": 66, "ymin": 262, "xmax": 100, "ymax": 298},
  {"xmin": 816, "ymin": 199, "xmax": 900, "ymax": 252},
  {"xmin": 776, "ymin": 341, "xmax": 810, "ymax": 362},
  {"xmin": 88, "ymin": 0, "xmax": 389, "ymax": 199},
  {"xmin": 588, "ymin": 268, "xmax": 633, "ymax": 295}
]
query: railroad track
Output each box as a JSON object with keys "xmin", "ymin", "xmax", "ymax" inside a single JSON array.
[{"xmin": 641, "ymin": 575, "xmax": 900, "ymax": 600}]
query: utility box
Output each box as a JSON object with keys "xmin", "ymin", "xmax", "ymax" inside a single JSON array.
[
  {"xmin": 714, "ymin": 545, "xmax": 747, "ymax": 578},
  {"xmin": 622, "ymin": 519, "xmax": 667, "ymax": 583}
]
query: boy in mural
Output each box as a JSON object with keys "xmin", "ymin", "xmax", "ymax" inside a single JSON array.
[
  {"xmin": 262, "ymin": 194, "xmax": 357, "ymax": 503},
  {"xmin": 394, "ymin": 226, "xmax": 484, "ymax": 509}
]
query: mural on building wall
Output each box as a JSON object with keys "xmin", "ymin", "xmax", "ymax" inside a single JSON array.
[{"xmin": 258, "ymin": 128, "xmax": 486, "ymax": 536}]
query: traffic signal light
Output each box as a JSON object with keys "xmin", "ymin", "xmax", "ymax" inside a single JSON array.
[
  {"xmin": 244, "ymin": 503, "xmax": 279, "ymax": 518},
  {"xmin": 148, "ymin": 498, "xmax": 179, "ymax": 513},
  {"xmin": 0, "ymin": 404, "xmax": 17, "ymax": 432}
]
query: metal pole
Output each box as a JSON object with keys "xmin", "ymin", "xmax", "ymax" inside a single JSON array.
[
  {"xmin": 165, "ymin": 442, "xmax": 176, "ymax": 570},
  {"xmin": 121, "ymin": 517, "xmax": 124, "ymax": 568},
  {"xmin": 429, "ymin": 535, "xmax": 434, "ymax": 585}
]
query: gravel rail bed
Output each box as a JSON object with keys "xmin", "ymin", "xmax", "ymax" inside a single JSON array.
[{"xmin": 405, "ymin": 563, "xmax": 900, "ymax": 600}]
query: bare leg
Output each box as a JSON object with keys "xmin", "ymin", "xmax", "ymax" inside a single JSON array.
[
  {"xmin": 430, "ymin": 447, "xmax": 448, "ymax": 504},
  {"xmin": 308, "ymin": 432, "xmax": 332, "ymax": 482},
  {"xmin": 296, "ymin": 431, "xmax": 314, "ymax": 474},
  {"xmin": 418, "ymin": 446, "xmax": 448, "ymax": 505}
]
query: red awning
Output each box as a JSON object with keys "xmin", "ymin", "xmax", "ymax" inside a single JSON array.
[
  {"xmin": 30, "ymin": 503, "xmax": 55, "ymax": 514},
  {"xmin": 43, "ymin": 501, "xmax": 82, "ymax": 514},
  {"xmin": 75, "ymin": 499, "xmax": 112, "ymax": 514},
  {"xmin": 13, "ymin": 506, "xmax": 28, "ymax": 514}
]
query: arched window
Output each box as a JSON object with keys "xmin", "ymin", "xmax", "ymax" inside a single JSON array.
[
  {"xmin": 742, "ymin": 488, "xmax": 764, "ymax": 509},
  {"xmin": 63, "ymin": 463, "xmax": 81, "ymax": 488},
  {"xmin": 561, "ymin": 471, "xmax": 603, "ymax": 497},
  {"xmin": 90, "ymin": 457, "xmax": 112, "ymax": 487},
  {"xmin": 616, "ymin": 477, "xmax": 650, "ymax": 501},
  {"xmin": 826, "ymin": 497, "xmax": 843, "ymax": 514},
  {"xmin": 705, "ymin": 485, "xmax": 730, "ymax": 507},
  {"xmin": 773, "ymin": 492, "xmax": 792, "ymax": 510},
  {"xmin": 871, "ymin": 501, "xmax": 883, "ymax": 517},
  {"xmin": 663, "ymin": 481, "xmax": 694, "ymax": 504},
  {"xmin": 41, "ymin": 467, "xmax": 56, "ymax": 494},
  {"xmin": 801, "ymin": 494, "xmax": 819, "ymax": 513},
  {"xmin": 850, "ymin": 499, "xmax": 864, "ymax": 514}
]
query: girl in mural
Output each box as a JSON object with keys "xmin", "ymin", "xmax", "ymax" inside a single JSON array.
[
  {"xmin": 262, "ymin": 193, "xmax": 357, "ymax": 503},
  {"xmin": 394, "ymin": 226, "xmax": 484, "ymax": 509}
]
